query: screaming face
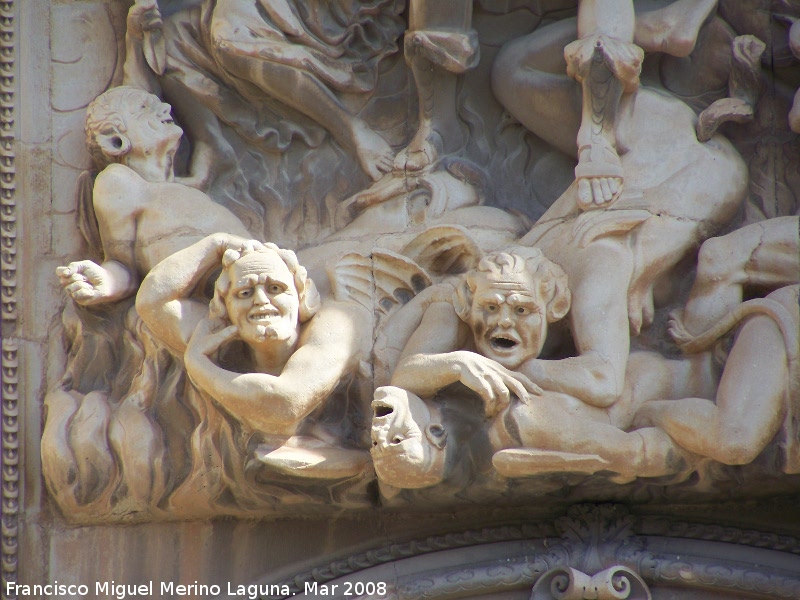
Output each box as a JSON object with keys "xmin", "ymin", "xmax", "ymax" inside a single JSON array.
[
  {"xmin": 224, "ymin": 251, "xmax": 300, "ymax": 348},
  {"xmin": 370, "ymin": 387, "xmax": 448, "ymax": 489},
  {"xmin": 467, "ymin": 272, "xmax": 547, "ymax": 370},
  {"xmin": 124, "ymin": 96, "xmax": 183, "ymax": 160}
]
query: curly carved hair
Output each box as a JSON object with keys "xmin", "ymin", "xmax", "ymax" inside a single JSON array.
[
  {"xmin": 453, "ymin": 246, "xmax": 571, "ymax": 324},
  {"xmin": 209, "ymin": 241, "xmax": 321, "ymax": 325},
  {"xmin": 84, "ymin": 86, "xmax": 163, "ymax": 169}
]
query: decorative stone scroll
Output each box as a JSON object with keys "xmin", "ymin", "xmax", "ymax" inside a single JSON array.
[
  {"xmin": 42, "ymin": 0, "xmax": 800, "ymax": 524},
  {"xmin": 529, "ymin": 566, "xmax": 651, "ymax": 600}
]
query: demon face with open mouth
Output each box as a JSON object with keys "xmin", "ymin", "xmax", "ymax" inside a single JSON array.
[{"xmin": 465, "ymin": 272, "xmax": 548, "ymax": 370}]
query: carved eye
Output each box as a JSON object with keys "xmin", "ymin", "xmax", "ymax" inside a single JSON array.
[
  {"xmin": 237, "ymin": 288, "xmax": 253, "ymax": 299},
  {"xmin": 426, "ymin": 423, "xmax": 447, "ymax": 449},
  {"xmin": 268, "ymin": 284, "xmax": 283, "ymax": 294},
  {"xmin": 516, "ymin": 306, "xmax": 529, "ymax": 315},
  {"xmin": 486, "ymin": 304, "xmax": 498, "ymax": 312},
  {"xmin": 428, "ymin": 424, "xmax": 445, "ymax": 438}
]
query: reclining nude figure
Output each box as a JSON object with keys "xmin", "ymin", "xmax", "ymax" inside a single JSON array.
[
  {"xmin": 56, "ymin": 86, "xmax": 251, "ymax": 306},
  {"xmin": 136, "ymin": 235, "xmax": 373, "ymax": 481},
  {"xmin": 370, "ymin": 248, "xmax": 695, "ymax": 488},
  {"xmin": 491, "ymin": 0, "xmax": 747, "ymax": 409},
  {"xmin": 370, "ymin": 249, "xmax": 799, "ymax": 489}
]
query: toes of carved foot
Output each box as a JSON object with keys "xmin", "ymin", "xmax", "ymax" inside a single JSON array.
[{"xmin": 578, "ymin": 176, "xmax": 623, "ymax": 209}]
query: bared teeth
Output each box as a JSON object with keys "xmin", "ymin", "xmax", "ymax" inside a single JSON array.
[{"xmin": 249, "ymin": 310, "xmax": 279, "ymax": 321}]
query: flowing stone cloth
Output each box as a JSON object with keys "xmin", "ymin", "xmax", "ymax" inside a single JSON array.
[
  {"xmin": 159, "ymin": 0, "xmax": 405, "ymax": 150},
  {"xmin": 150, "ymin": 0, "xmax": 405, "ymax": 245}
]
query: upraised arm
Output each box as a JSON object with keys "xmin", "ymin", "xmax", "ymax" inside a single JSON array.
[
  {"xmin": 122, "ymin": 0, "xmax": 164, "ymax": 93},
  {"xmin": 185, "ymin": 300, "xmax": 370, "ymax": 435},
  {"xmin": 137, "ymin": 233, "xmax": 247, "ymax": 354}
]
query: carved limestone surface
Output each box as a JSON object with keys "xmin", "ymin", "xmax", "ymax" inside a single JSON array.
[
  {"xmin": 530, "ymin": 566, "xmax": 651, "ymax": 600},
  {"xmin": 268, "ymin": 505, "xmax": 800, "ymax": 600},
  {"xmin": 41, "ymin": 0, "xmax": 800, "ymax": 523}
]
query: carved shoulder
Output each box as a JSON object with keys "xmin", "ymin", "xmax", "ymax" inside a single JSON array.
[{"xmin": 92, "ymin": 164, "xmax": 145, "ymax": 212}]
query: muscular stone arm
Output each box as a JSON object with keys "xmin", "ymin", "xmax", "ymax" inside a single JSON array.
[
  {"xmin": 391, "ymin": 302, "xmax": 470, "ymax": 398},
  {"xmin": 517, "ymin": 353, "xmax": 620, "ymax": 408},
  {"xmin": 57, "ymin": 166, "xmax": 143, "ymax": 305},
  {"xmin": 391, "ymin": 302, "xmax": 539, "ymax": 416},
  {"xmin": 374, "ymin": 283, "xmax": 459, "ymax": 386},
  {"xmin": 136, "ymin": 233, "xmax": 246, "ymax": 354},
  {"xmin": 122, "ymin": 1, "xmax": 164, "ymax": 94},
  {"xmin": 185, "ymin": 301, "xmax": 369, "ymax": 435},
  {"xmin": 520, "ymin": 240, "xmax": 632, "ymax": 409},
  {"xmin": 93, "ymin": 166, "xmax": 142, "ymax": 277}
]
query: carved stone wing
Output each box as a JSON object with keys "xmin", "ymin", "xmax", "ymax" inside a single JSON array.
[
  {"xmin": 328, "ymin": 249, "xmax": 432, "ymax": 317},
  {"xmin": 401, "ymin": 224, "xmax": 483, "ymax": 276}
]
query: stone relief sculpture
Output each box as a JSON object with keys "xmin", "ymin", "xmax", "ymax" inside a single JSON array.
[
  {"xmin": 493, "ymin": 9, "xmax": 747, "ymax": 409},
  {"xmin": 43, "ymin": 0, "xmax": 800, "ymax": 522},
  {"xmin": 122, "ymin": 0, "xmax": 407, "ymax": 244},
  {"xmin": 137, "ymin": 236, "xmax": 373, "ymax": 495},
  {"xmin": 370, "ymin": 249, "xmax": 798, "ymax": 491},
  {"xmin": 43, "ymin": 87, "xmax": 253, "ymax": 519},
  {"xmin": 56, "ymin": 86, "xmax": 251, "ymax": 307},
  {"xmin": 639, "ymin": 216, "xmax": 800, "ymax": 471}
]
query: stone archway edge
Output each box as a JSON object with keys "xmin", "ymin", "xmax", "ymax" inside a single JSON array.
[{"xmin": 244, "ymin": 505, "xmax": 800, "ymax": 600}]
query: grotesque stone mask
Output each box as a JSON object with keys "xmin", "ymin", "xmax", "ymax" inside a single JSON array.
[
  {"xmin": 223, "ymin": 250, "xmax": 301, "ymax": 349},
  {"xmin": 454, "ymin": 248, "xmax": 571, "ymax": 370},
  {"xmin": 370, "ymin": 386, "xmax": 448, "ymax": 489}
]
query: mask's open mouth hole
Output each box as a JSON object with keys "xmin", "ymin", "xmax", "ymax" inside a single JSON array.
[
  {"xmin": 373, "ymin": 402, "xmax": 394, "ymax": 418},
  {"xmin": 491, "ymin": 336, "xmax": 518, "ymax": 350}
]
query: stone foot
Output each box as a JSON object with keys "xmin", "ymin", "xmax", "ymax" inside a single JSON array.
[{"xmin": 575, "ymin": 140, "xmax": 624, "ymax": 209}]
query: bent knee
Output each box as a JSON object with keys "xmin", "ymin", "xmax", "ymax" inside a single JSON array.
[
  {"xmin": 491, "ymin": 43, "xmax": 526, "ymax": 109},
  {"xmin": 709, "ymin": 433, "xmax": 764, "ymax": 466},
  {"xmin": 695, "ymin": 235, "xmax": 746, "ymax": 285}
]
